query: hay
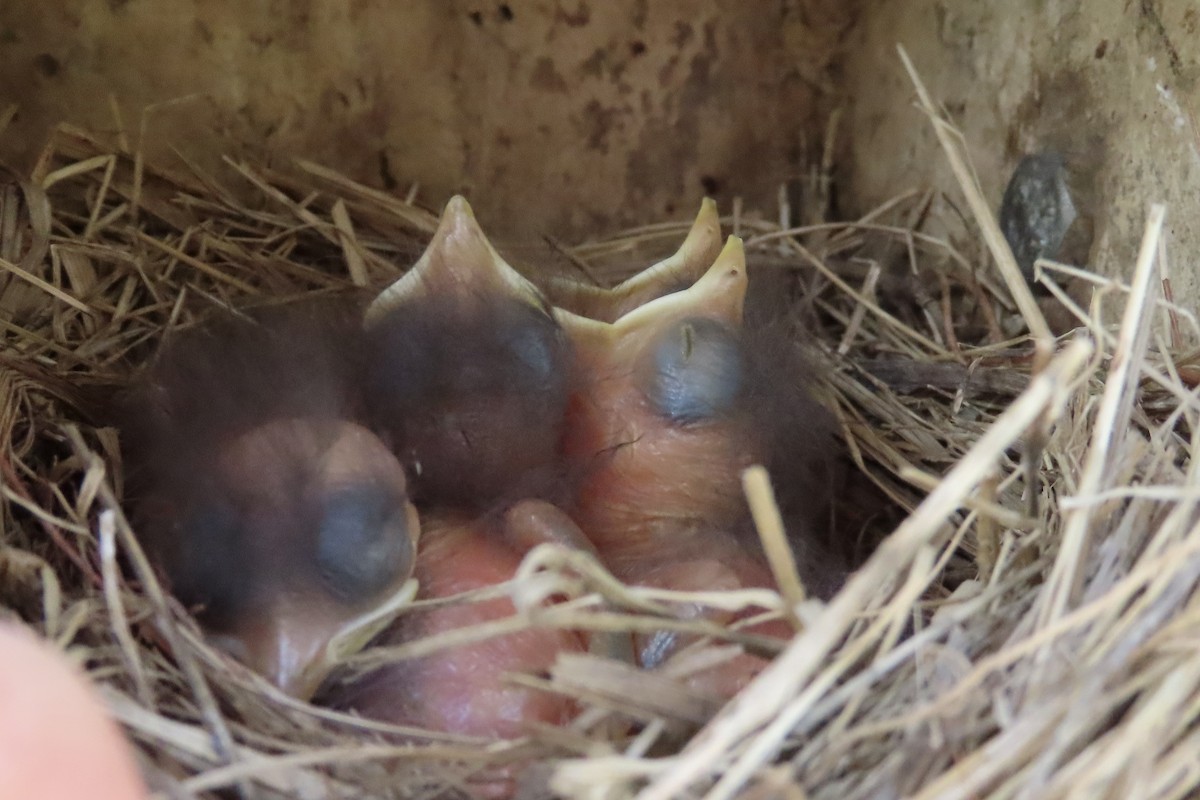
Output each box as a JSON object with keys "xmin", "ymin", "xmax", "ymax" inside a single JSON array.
[{"xmin": 2, "ymin": 57, "xmax": 1200, "ymax": 800}]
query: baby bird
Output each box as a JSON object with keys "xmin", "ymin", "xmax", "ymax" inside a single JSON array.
[
  {"xmin": 363, "ymin": 196, "xmax": 573, "ymax": 512},
  {"xmin": 119, "ymin": 301, "xmax": 419, "ymax": 699},
  {"xmin": 556, "ymin": 236, "xmax": 845, "ymax": 696},
  {"xmin": 333, "ymin": 197, "xmax": 588, "ymax": 746},
  {"xmin": 556, "ymin": 239, "xmax": 759, "ymax": 575}
]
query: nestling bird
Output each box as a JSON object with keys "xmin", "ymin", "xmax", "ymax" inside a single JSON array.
[
  {"xmin": 114, "ymin": 189, "xmax": 849, "ymax": 727},
  {"xmin": 555, "ymin": 235, "xmax": 846, "ymax": 695},
  {"xmin": 329, "ymin": 197, "xmax": 591, "ymax": 749},
  {"xmin": 362, "ymin": 196, "xmax": 574, "ymax": 513},
  {"xmin": 555, "ymin": 238, "xmax": 760, "ymax": 574},
  {"xmin": 118, "ymin": 300, "xmax": 420, "ymax": 699}
]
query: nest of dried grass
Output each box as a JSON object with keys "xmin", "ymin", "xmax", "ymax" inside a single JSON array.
[{"xmin": 3, "ymin": 54, "xmax": 1200, "ymax": 799}]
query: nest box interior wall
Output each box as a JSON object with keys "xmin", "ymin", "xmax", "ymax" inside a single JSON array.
[
  {"xmin": 2, "ymin": 2, "xmax": 1197, "ymax": 298},
  {"xmin": 842, "ymin": 1, "xmax": 1200, "ymax": 305},
  {"xmin": 0, "ymin": 0, "xmax": 855, "ymax": 240}
]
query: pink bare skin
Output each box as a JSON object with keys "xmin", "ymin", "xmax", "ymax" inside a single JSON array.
[
  {"xmin": 562, "ymin": 343, "xmax": 757, "ymax": 577},
  {"xmin": 0, "ymin": 623, "xmax": 148, "ymax": 800},
  {"xmin": 330, "ymin": 502, "xmax": 589, "ymax": 799},
  {"xmin": 628, "ymin": 552, "xmax": 793, "ymax": 699},
  {"xmin": 334, "ymin": 501, "xmax": 587, "ymax": 738},
  {"xmin": 557, "ymin": 244, "xmax": 796, "ymax": 699}
]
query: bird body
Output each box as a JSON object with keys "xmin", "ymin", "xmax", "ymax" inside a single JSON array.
[
  {"xmin": 329, "ymin": 502, "xmax": 587, "ymax": 738},
  {"xmin": 328, "ymin": 199, "xmax": 591, "ymax": 744},
  {"xmin": 550, "ymin": 237, "xmax": 805, "ymax": 696}
]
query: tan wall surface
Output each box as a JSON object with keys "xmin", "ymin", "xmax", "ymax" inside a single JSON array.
[
  {"xmin": 843, "ymin": 1, "xmax": 1200, "ymax": 304},
  {"xmin": 0, "ymin": 0, "xmax": 853, "ymax": 238},
  {"xmin": 7, "ymin": 2, "xmax": 1191, "ymax": 303}
]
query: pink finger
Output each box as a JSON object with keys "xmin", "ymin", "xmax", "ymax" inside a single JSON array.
[{"xmin": 0, "ymin": 623, "xmax": 147, "ymax": 800}]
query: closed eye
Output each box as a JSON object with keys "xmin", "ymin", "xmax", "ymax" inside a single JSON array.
[
  {"xmin": 638, "ymin": 316, "xmax": 745, "ymax": 424},
  {"xmin": 314, "ymin": 484, "xmax": 414, "ymax": 603}
]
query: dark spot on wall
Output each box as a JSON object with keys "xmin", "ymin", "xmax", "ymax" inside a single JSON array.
[
  {"xmin": 580, "ymin": 48, "xmax": 606, "ymax": 78},
  {"xmin": 33, "ymin": 53, "xmax": 60, "ymax": 78},
  {"xmin": 1138, "ymin": 0, "xmax": 1186, "ymax": 84},
  {"xmin": 700, "ymin": 174, "xmax": 720, "ymax": 195},
  {"xmin": 630, "ymin": 40, "xmax": 647, "ymax": 57},
  {"xmin": 580, "ymin": 100, "xmax": 621, "ymax": 153},
  {"xmin": 573, "ymin": 46, "xmax": 624, "ymax": 83},
  {"xmin": 498, "ymin": 4, "xmax": 513, "ymax": 22},
  {"xmin": 631, "ymin": 0, "xmax": 648, "ymax": 29},
  {"xmin": 1094, "ymin": 39, "xmax": 1108, "ymax": 59},
  {"xmin": 702, "ymin": 22, "xmax": 717, "ymax": 58},
  {"xmin": 194, "ymin": 20, "xmax": 214, "ymax": 45},
  {"xmin": 556, "ymin": 2, "xmax": 590, "ymax": 28},
  {"xmin": 469, "ymin": 10, "xmax": 484, "ymax": 26},
  {"xmin": 248, "ymin": 33, "xmax": 273, "ymax": 52},
  {"xmin": 672, "ymin": 21, "xmax": 693, "ymax": 48},
  {"xmin": 578, "ymin": 46, "xmax": 629, "ymax": 83},
  {"xmin": 683, "ymin": 25, "xmax": 717, "ymax": 98},
  {"xmin": 658, "ymin": 55, "xmax": 679, "ymax": 87},
  {"xmin": 531, "ymin": 57, "xmax": 568, "ymax": 92}
]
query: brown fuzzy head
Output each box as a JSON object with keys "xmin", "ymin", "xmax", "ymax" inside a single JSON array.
[
  {"xmin": 363, "ymin": 196, "xmax": 573, "ymax": 512},
  {"xmin": 119, "ymin": 300, "xmax": 419, "ymax": 697}
]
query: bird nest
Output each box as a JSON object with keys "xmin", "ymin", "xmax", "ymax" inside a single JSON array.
[{"xmin": 2, "ymin": 63, "xmax": 1200, "ymax": 799}]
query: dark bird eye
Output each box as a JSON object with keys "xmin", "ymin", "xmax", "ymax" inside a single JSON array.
[
  {"xmin": 314, "ymin": 485, "xmax": 413, "ymax": 602},
  {"xmin": 640, "ymin": 316, "xmax": 745, "ymax": 424}
]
